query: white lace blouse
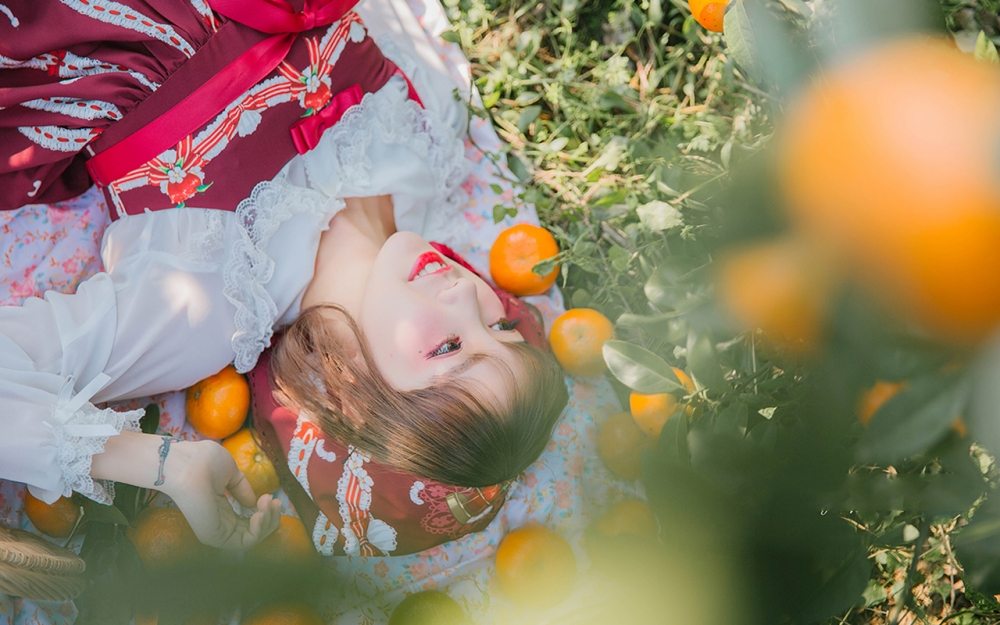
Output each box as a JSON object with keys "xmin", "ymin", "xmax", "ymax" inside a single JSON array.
[{"xmin": 0, "ymin": 0, "xmax": 472, "ymax": 506}]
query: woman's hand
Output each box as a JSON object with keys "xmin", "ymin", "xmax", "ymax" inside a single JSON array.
[
  {"xmin": 158, "ymin": 439, "xmax": 283, "ymax": 550},
  {"xmin": 91, "ymin": 431, "xmax": 283, "ymax": 550}
]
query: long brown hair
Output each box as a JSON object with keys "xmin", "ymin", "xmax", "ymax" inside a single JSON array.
[{"xmin": 270, "ymin": 304, "xmax": 568, "ymax": 487}]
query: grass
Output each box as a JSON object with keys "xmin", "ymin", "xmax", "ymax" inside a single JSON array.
[{"xmin": 447, "ymin": 0, "xmax": 1000, "ymax": 623}]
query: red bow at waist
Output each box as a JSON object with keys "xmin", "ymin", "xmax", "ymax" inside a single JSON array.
[{"xmin": 86, "ymin": 0, "xmax": 358, "ymax": 188}]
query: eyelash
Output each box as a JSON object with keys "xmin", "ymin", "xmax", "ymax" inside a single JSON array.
[
  {"xmin": 428, "ymin": 336, "xmax": 462, "ymax": 358},
  {"xmin": 490, "ymin": 318, "xmax": 518, "ymax": 332}
]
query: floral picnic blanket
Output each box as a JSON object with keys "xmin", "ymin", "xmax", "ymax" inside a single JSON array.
[{"xmin": 0, "ymin": 1, "xmax": 635, "ymax": 623}]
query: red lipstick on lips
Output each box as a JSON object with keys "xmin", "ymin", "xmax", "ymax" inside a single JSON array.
[{"xmin": 408, "ymin": 251, "xmax": 450, "ymax": 281}]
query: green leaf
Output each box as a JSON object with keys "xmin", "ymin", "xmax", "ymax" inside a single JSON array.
[
  {"xmin": 195, "ymin": 182, "xmax": 212, "ymax": 193},
  {"xmin": 518, "ymin": 105, "xmax": 542, "ymax": 133},
  {"xmin": 440, "ymin": 29, "xmax": 461, "ymax": 43},
  {"xmin": 723, "ymin": 0, "xmax": 763, "ymax": 82},
  {"xmin": 608, "ymin": 245, "xmax": 631, "ymax": 271},
  {"xmin": 659, "ymin": 413, "xmax": 690, "ymax": 466},
  {"xmin": 602, "ymin": 340, "xmax": 685, "ymax": 393},
  {"xmin": 857, "ymin": 373, "xmax": 967, "ymax": 465},
  {"xmin": 87, "ymin": 502, "xmax": 131, "ymax": 526},
  {"xmin": 636, "ymin": 200, "xmax": 682, "ymax": 232},
  {"xmin": 490, "ymin": 183, "xmax": 504, "ymax": 195},
  {"xmin": 976, "ymin": 31, "xmax": 1000, "ymax": 64},
  {"xmin": 531, "ymin": 254, "xmax": 560, "ymax": 277},
  {"xmin": 687, "ymin": 331, "xmax": 726, "ymax": 391},
  {"xmin": 714, "ymin": 401, "xmax": 748, "ymax": 437},
  {"xmin": 596, "ymin": 90, "xmax": 632, "ymax": 112},
  {"xmin": 140, "ymin": 403, "xmax": 160, "ymax": 435},
  {"xmin": 507, "ymin": 154, "xmax": 531, "ymax": 182},
  {"xmin": 492, "ymin": 204, "xmax": 507, "ymax": 224},
  {"xmin": 481, "ymin": 89, "xmax": 501, "ymax": 109},
  {"xmin": 616, "ymin": 313, "xmax": 687, "ymax": 342}
]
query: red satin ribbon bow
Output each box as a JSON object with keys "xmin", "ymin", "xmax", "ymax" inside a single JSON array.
[{"xmin": 86, "ymin": 0, "xmax": 358, "ymax": 188}]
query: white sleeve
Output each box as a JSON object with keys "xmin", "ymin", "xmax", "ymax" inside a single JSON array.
[{"xmin": 0, "ymin": 210, "xmax": 241, "ymax": 505}]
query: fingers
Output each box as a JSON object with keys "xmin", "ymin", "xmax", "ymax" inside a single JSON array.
[
  {"xmin": 246, "ymin": 494, "xmax": 283, "ymax": 547},
  {"xmin": 227, "ymin": 471, "xmax": 259, "ymax": 509}
]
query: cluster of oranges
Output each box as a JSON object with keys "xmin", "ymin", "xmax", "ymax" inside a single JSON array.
[{"xmin": 719, "ymin": 39, "xmax": 1000, "ymax": 352}]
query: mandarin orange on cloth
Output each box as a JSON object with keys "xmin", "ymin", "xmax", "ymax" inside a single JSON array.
[
  {"xmin": 594, "ymin": 499, "xmax": 659, "ymax": 540},
  {"xmin": 689, "ymin": 0, "xmax": 728, "ymax": 32},
  {"xmin": 779, "ymin": 38, "xmax": 1000, "ymax": 345},
  {"xmin": 598, "ymin": 412, "xmax": 654, "ymax": 480},
  {"xmin": 185, "ymin": 364, "xmax": 250, "ymax": 439},
  {"xmin": 489, "ymin": 224, "xmax": 560, "ymax": 296},
  {"xmin": 388, "ymin": 590, "xmax": 470, "ymax": 625},
  {"xmin": 126, "ymin": 507, "xmax": 205, "ymax": 570},
  {"xmin": 221, "ymin": 428, "xmax": 280, "ymax": 499},
  {"xmin": 248, "ymin": 515, "xmax": 318, "ymax": 565},
  {"xmin": 23, "ymin": 491, "xmax": 83, "ymax": 538},
  {"xmin": 630, "ymin": 367, "xmax": 696, "ymax": 440},
  {"xmin": 242, "ymin": 601, "xmax": 324, "ymax": 625},
  {"xmin": 549, "ymin": 308, "xmax": 614, "ymax": 377},
  {"xmin": 495, "ymin": 524, "xmax": 577, "ymax": 608}
]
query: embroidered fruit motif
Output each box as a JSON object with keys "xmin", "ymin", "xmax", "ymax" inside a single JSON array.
[
  {"xmin": 597, "ymin": 412, "xmax": 655, "ymax": 480},
  {"xmin": 302, "ymin": 79, "xmax": 332, "ymax": 113},
  {"xmin": 23, "ymin": 491, "xmax": 83, "ymax": 538},
  {"xmin": 388, "ymin": 590, "xmax": 470, "ymax": 625},
  {"xmin": 495, "ymin": 524, "xmax": 577, "ymax": 607},
  {"xmin": 549, "ymin": 308, "xmax": 614, "ymax": 378},
  {"xmin": 629, "ymin": 367, "xmax": 696, "ymax": 440},
  {"xmin": 185, "ymin": 365, "xmax": 250, "ymax": 440},
  {"xmin": 593, "ymin": 499, "xmax": 659, "ymax": 540},
  {"xmin": 242, "ymin": 601, "xmax": 324, "ymax": 625},
  {"xmin": 165, "ymin": 170, "xmax": 202, "ymax": 205},
  {"xmin": 689, "ymin": 0, "xmax": 728, "ymax": 32},
  {"xmin": 779, "ymin": 39, "xmax": 1000, "ymax": 345},
  {"xmin": 489, "ymin": 224, "xmax": 560, "ymax": 296},
  {"xmin": 248, "ymin": 515, "xmax": 319, "ymax": 565},
  {"xmin": 221, "ymin": 428, "xmax": 280, "ymax": 499},
  {"xmin": 126, "ymin": 506, "xmax": 205, "ymax": 570}
]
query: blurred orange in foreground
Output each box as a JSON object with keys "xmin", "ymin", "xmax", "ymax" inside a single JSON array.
[
  {"xmin": 779, "ymin": 38, "xmax": 1000, "ymax": 345},
  {"xmin": 630, "ymin": 367, "xmax": 696, "ymax": 440},
  {"xmin": 186, "ymin": 364, "xmax": 250, "ymax": 439},
  {"xmin": 594, "ymin": 499, "xmax": 659, "ymax": 540},
  {"xmin": 24, "ymin": 491, "xmax": 82, "ymax": 538},
  {"xmin": 598, "ymin": 412, "xmax": 655, "ymax": 479},
  {"xmin": 717, "ymin": 236, "xmax": 835, "ymax": 354},
  {"xmin": 857, "ymin": 379, "xmax": 967, "ymax": 436},
  {"xmin": 689, "ymin": 0, "xmax": 727, "ymax": 32},
  {"xmin": 222, "ymin": 428, "xmax": 280, "ymax": 499},
  {"xmin": 388, "ymin": 590, "xmax": 469, "ymax": 625},
  {"xmin": 495, "ymin": 525, "xmax": 576, "ymax": 607},
  {"xmin": 489, "ymin": 224, "xmax": 560, "ymax": 296},
  {"xmin": 242, "ymin": 601, "xmax": 323, "ymax": 625},
  {"xmin": 127, "ymin": 507, "xmax": 204, "ymax": 570},
  {"xmin": 549, "ymin": 308, "xmax": 614, "ymax": 377},
  {"xmin": 248, "ymin": 515, "xmax": 318, "ymax": 565}
]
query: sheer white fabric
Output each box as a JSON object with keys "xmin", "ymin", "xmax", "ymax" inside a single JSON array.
[{"xmin": 0, "ymin": 3, "xmax": 472, "ymax": 504}]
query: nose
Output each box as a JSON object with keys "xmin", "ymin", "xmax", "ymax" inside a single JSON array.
[{"xmin": 438, "ymin": 277, "xmax": 480, "ymax": 308}]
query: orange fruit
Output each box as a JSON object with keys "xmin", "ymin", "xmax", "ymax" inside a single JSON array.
[
  {"xmin": 779, "ymin": 38, "xmax": 1000, "ymax": 345},
  {"xmin": 597, "ymin": 412, "xmax": 655, "ymax": 480},
  {"xmin": 495, "ymin": 525, "xmax": 576, "ymax": 607},
  {"xmin": 594, "ymin": 500, "xmax": 659, "ymax": 540},
  {"xmin": 23, "ymin": 491, "xmax": 83, "ymax": 538},
  {"xmin": 857, "ymin": 380, "xmax": 967, "ymax": 436},
  {"xmin": 388, "ymin": 591, "xmax": 469, "ymax": 625},
  {"xmin": 242, "ymin": 601, "xmax": 323, "ymax": 625},
  {"xmin": 221, "ymin": 429, "xmax": 280, "ymax": 499},
  {"xmin": 717, "ymin": 236, "xmax": 837, "ymax": 354},
  {"xmin": 248, "ymin": 515, "xmax": 318, "ymax": 565},
  {"xmin": 134, "ymin": 614, "xmax": 158, "ymax": 625},
  {"xmin": 126, "ymin": 506, "xmax": 205, "ymax": 570},
  {"xmin": 489, "ymin": 224, "xmax": 560, "ymax": 296},
  {"xmin": 549, "ymin": 308, "xmax": 615, "ymax": 377},
  {"xmin": 689, "ymin": 0, "xmax": 728, "ymax": 32},
  {"xmin": 629, "ymin": 367, "xmax": 696, "ymax": 440},
  {"xmin": 186, "ymin": 364, "xmax": 250, "ymax": 439}
]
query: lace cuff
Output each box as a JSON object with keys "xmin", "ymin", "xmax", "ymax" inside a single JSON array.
[{"xmin": 46, "ymin": 374, "xmax": 145, "ymax": 504}]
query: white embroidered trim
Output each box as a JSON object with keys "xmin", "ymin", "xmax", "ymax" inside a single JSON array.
[
  {"xmin": 58, "ymin": 0, "xmax": 196, "ymax": 57},
  {"xmin": 409, "ymin": 481, "xmax": 426, "ymax": 505},
  {"xmin": 301, "ymin": 77, "xmax": 471, "ymax": 246},
  {"xmin": 60, "ymin": 51, "xmax": 160, "ymax": 92},
  {"xmin": 0, "ymin": 3, "xmax": 19, "ymax": 27},
  {"xmin": 224, "ymin": 178, "xmax": 343, "ymax": 373},
  {"xmin": 46, "ymin": 374, "xmax": 144, "ymax": 505},
  {"xmin": 21, "ymin": 97, "xmax": 123, "ymax": 122},
  {"xmin": 312, "ymin": 511, "xmax": 339, "ymax": 555},
  {"xmin": 181, "ymin": 209, "xmax": 225, "ymax": 263},
  {"xmin": 18, "ymin": 125, "xmax": 100, "ymax": 152},
  {"xmin": 287, "ymin": 413, "xmax": 319, "ymax": 497}
]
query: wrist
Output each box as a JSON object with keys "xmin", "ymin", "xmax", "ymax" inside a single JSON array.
[{"xmin": 90, "ymin": 431, "xmax": 196, "ymax": 495}]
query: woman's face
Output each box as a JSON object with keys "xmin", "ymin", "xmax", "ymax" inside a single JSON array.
[{"xmin": 358, "ymin": 231, "xmax": 526, "ymax": 392}]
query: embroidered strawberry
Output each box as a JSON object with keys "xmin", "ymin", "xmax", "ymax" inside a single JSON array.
[
  {"xmin": 163, "ymin": 164, "xmax": 211, "ymax": 207},
  {"xmin": 302, "ymin": 74, "xmax": 332, "ymax": 112}
]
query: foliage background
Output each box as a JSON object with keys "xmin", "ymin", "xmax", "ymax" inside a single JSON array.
[{"xmin": 444, "ymin": 0, "xmax": 1000, "ymax": 623}]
